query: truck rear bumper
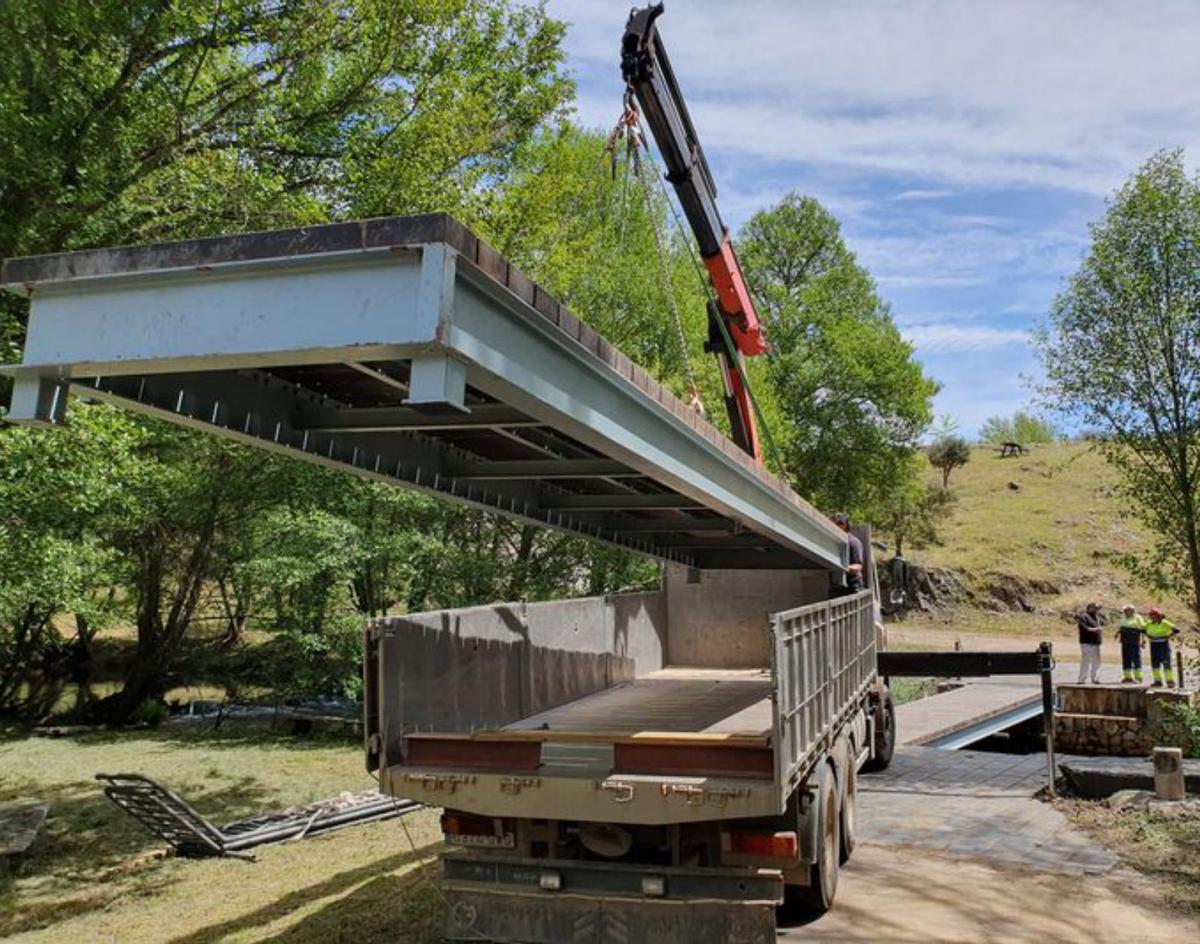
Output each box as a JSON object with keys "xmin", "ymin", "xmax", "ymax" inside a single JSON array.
[
  {"xmin": 443, "ymin": 854, "xmax": 781, "ymax": 944},
  {"xmin": 444, "ymin": 886, "xmax": 777, "ymax": 944}
]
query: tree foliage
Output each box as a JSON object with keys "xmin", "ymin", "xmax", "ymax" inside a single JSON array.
[
  {"xmin": 927, "ymin": 436, "xmax": 971, "ymax": 488},
  {"xmin": 875, "ymin": 471, "xmax": 956, "ymax": 559},
  {"xmin": 737, "ymin": 193, "xmax": 939, "ymax": 518},
  {"xmin": 1036, "ymin": 150, "xmax": 1200, "ymax": 620},
  {"xmin": 0, "ymin": 408, "xmax": 130, "ymax": 717},
  {"xmin": 977, "ymin": 411, "xmax": 1058, "ymax": 445},
  {"xmin": 0, "ymin": 6, "xmax": 943, "ymax": 723}
]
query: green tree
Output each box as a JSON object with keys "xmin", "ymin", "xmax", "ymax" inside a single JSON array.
[
  {"xmin": 876, "ymin": 474, "xmax": 955, "ymax": 558},
  {"xmin": 737, "ymin": 193, "xmax": 939, "ymax": 518},
  {"xmin": 0, "ymin": 407, "xmax": 132, "ymax": 718},
  {"xmin": 479, "ymin": 126, "xmax": 718, "ymax": 409},
  {"xmin": 927, "ymin": 435, "xmax": 971, "ymax": 488},
  {"xmin": 0, "ymin": 0, "xmax": 570, "ymax": 369},
  {"xmin": 1036, "ymin": 149, "xmax": 1200, "ymax": 621},
  {"xmin": 977, "ymin": 411, "xmax": 1057, "ymax": 445},
  {"xmin": 90, "ymin": 416, "xmax": 299, "ymax": 723}
]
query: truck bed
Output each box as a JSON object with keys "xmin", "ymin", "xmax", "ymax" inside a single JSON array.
[{"xmin": 504, "ymin": 668, "xmax": 772, "ymax": 738}]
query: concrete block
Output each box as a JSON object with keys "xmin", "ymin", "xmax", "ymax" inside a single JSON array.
[{"xmin": 1153, "ymin": 746, "xmax": 1186, "ymax": 800}]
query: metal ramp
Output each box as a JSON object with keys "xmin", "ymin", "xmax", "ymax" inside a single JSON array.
[
  {"xmin": 2, "ymin": 214, "xmax": 847, "ymax": 572},
  {"xmin": 97, "ymin": 773, "xmax": 420, "ymax": 858}
]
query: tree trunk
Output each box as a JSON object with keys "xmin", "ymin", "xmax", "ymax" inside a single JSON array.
[
  {"xmin": 506, "ymin": 526, "xmax": 536, "ymax": 600},
  {"xmin": 99, "ymin": 501, "xmax": 219, "ymax": 725}
]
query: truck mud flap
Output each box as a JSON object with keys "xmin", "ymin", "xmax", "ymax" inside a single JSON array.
[{"xmin": 443, "ymin": 885, "xmax": 777, "ymax": 944}]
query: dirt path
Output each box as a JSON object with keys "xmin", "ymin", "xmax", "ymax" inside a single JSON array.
[
  {"xmin": 889, "ymin": 621, "xmax": 1130, "ymax": 665},
  {"xmin": 784, "ymin": 844, "xmax": 1190, "ymax": 943}
]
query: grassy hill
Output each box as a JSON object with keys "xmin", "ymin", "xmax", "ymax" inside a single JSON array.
[{"xmin": 893, "ymin": 441, "xmax": 1193, "ymax": 645}]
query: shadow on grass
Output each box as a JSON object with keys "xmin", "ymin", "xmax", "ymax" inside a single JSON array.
[
  {"xmin": 168, "ymin": 847, "xmax": 443, "ymax": 944},
  {"xmin": 5, "ymin": 720, "xmax": 357, "ymax": 754},
  {"xmin": 0, "ymin": 775, "xmax": 277, "ymax": 938}
]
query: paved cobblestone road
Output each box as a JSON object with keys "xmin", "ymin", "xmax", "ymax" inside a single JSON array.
[{"xmin": 781, "ymin": 746, "xmax": 1193, "ymax": 942}]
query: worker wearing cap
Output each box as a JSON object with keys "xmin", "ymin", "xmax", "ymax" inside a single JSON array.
[
  {"xmin": 1113, "ymin": 604, "xmax": 1146, "ymax": 683},
  {"xmin": 1144, "ymin": 608, "xmax": 1179, "ymax": 687}
]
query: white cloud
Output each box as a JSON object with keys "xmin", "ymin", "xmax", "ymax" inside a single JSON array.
[
  {"xmin": 551, "ymin": 0, "xmax": 1200, "ymax": 194},
  {"xmin": 890, "ymin": 189, "xmax": 956, "ymax": 201},
  {"xmin": 903, "ymin": 323, "xmax": 1030, "ymax": 353},
  {"xmin": 852, "ymin": 224, "xmax": 1087, "ymax": 293}
]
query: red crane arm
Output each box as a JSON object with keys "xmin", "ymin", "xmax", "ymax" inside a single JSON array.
[{"xmin": 621, "ymin": 3, "xmax": 768, "ymax": 459}]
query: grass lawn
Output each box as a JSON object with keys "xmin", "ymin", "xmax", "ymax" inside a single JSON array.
[{"xmin": 0, "ymin": 724, "xmax": 445, "ymax": 943}]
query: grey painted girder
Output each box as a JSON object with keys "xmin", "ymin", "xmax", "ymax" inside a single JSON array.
[
  {"xmin": 70, "ymin": 371, "xmax": 696, "ymax": 567},
  {"xmin": 448, "ymin": 459, "xmax": 640, "ymax": 480},
  {"xmin": 296, "ymin": 403, "xmax": 539, "ymax": 433},
  {"xmin": 2, "ymin": 215, "xmax": 847, "ymax": 570},
  {"xmin": 536, "ymin": 494, "xmax": 702, "ymax": 511}
]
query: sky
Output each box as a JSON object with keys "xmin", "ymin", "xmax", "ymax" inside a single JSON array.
[{"xmin": 544, "ymin": 0, "xmax": 1200, "ymax": 436}]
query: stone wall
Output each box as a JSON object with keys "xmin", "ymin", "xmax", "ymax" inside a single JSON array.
[{"xmin": 1054, "ymin": 684, "xmax": 1198, "ymax": 756}]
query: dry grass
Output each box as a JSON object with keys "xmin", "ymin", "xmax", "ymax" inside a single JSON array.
[
  {"xmin": 899, "ymin": 442, "xmax": 1195, "ymax": 651},
  {"xmin": 1062, "ymin": 800, "xmax": 1200, "ymax": 917},
  {"xmin": 0, "ymin": 725, "xmax": 446, "ymax": 943}
]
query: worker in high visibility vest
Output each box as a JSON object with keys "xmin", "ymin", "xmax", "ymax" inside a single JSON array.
[
  {"xmin": 1113, "ymin": 604, "xmax": 1146, "ymax": 683},
  {"xmin": 1144, "ymin": 607, "xmax": 1179, "ymax": 687}
]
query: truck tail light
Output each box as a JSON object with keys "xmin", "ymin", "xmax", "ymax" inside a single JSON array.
[{"xmin": 727, "ymin": 831, "xmax": 799, "ymax": 860}]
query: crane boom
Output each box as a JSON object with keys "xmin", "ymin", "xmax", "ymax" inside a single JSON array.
[{"xmin": 621, "ymin": 2, "xmax": 767, "ymax": 459}]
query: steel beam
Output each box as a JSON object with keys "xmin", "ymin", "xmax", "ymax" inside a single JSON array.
[
  {"xmin": 537, "ymin": 493, "xmax": 702, "ymax": 511},
  {"xmin": 296, "ymin": 404, "xmax": 539, "ymax": 433},
  {"xmin": 608, "ymin": 519, "xmax": 734, "ymax": 534},
  {"xmin": 340, "ymin": 361, "xmax": 409, "ymax": 394},
  {"xmin": 451, "ymin": 459, "xmax": 639, "ymax": 481},
  {"xmin": 1, "ymin": 215, "xmax": 847, "ymax": 571}
]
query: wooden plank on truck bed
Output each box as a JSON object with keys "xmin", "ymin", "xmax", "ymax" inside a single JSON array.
[
  {"xmin": 501, "ymin": 668, "xmax": 773, "ymax": 738},
  {"xmin": 468, "ymin": 730, "xmax": 770, "ymax": 747}
]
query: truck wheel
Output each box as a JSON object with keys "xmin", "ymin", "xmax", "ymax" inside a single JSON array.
[
  {"xmin": 863, "ymin": 689, "xmax": 895, "ymax": 772},
  {"xmin": 782, "ymin": 761, "xmax": 840, "ymax": 918},
  {"xmin": 839, "ymin": 751, "xmax": 857, "ymax": 863}
]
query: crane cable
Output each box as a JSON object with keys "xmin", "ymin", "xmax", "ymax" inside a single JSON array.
[
  {"xmin": 606, "ymin": 90, "xmax": 705, "ymax": 416},
  {"xmin": 629, "ymin": 111, "xmax": 786, "ymax": 472}
]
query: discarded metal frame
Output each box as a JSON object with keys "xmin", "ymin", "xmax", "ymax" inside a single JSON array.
[{"xmin": 97, "ymin": 773, "xmax": 420, "ymax": 858}]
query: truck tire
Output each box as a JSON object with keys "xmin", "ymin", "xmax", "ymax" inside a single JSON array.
[
  {"xmin": 839, "ymin": 747, "xmax": 857, "ymax": 863},
  {"xmin": 782, "ymin": 761, "xmax": 840, "ymax": 918},
  {"xmin": 863, "ymin": 689, "xmax": 895, "ymax": 773}
]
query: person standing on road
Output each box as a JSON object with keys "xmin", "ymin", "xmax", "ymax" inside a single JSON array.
[
  {"xmin": 1113, "ymin": 604, "xmax": 1146, "ymax": 684},
  {"xmin": 1076, "ymin": 602, "xmax": 1103, "ymax": 684},
  {"xmin": 1144, "ymin": 607, "xmax": 1180, "ymax": 687}
]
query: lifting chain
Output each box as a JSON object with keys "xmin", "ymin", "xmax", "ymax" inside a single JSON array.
[{"xmin": 606, "ymin": 88, "xmax": 705, "ymax": 417}]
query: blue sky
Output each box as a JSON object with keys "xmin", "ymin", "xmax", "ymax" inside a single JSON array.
[{"xmin": 544, "ymin": 0, "xmax": 1200, "ymax": 436}]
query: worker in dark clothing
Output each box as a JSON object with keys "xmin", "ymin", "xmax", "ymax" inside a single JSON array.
[
  {"xmin": 1144, "ymin": 607, "xmax": 1180, "ymax": 687},
  {"xmin": 1113, "ymin": 604, "xmax": 1146, "ymax": 684},
  {"xmin": 1076, "ymin": 602, "xmax": 1103, "ymax": 684},
  {"xmin": 830, "ymin": 513, "xmax": 864, "ymax": 596}
]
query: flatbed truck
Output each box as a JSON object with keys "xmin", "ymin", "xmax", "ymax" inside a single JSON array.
[{"xmin": 365, "ymin": 564, "xmax": 894, "ymax": 943}]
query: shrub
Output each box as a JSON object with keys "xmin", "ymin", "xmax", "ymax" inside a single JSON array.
[{"xmin": 978, "ymin": 411, "xmax": 1058, "ymax": 445}]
